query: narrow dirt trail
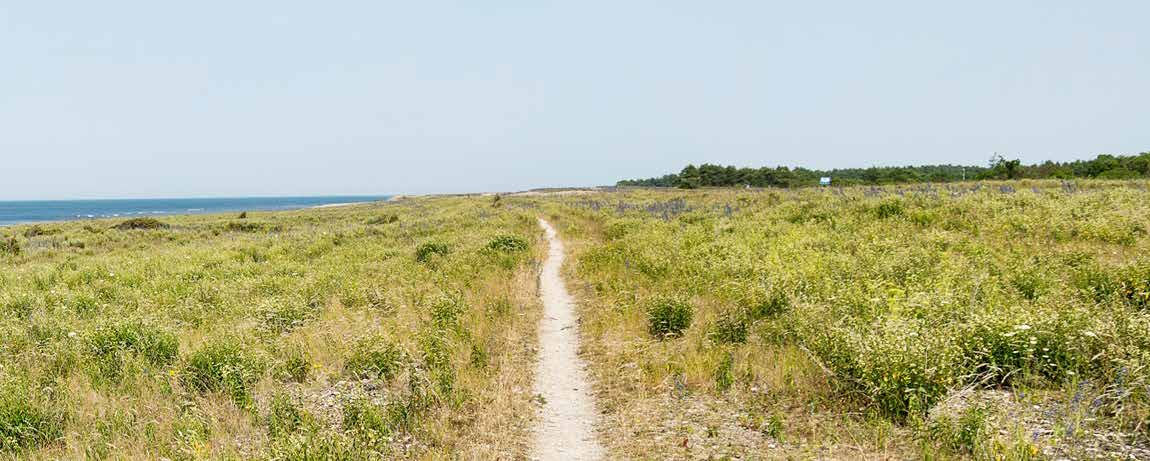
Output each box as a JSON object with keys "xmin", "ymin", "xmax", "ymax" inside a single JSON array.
[{"xmin": 530, "ymin": 219, "xmax": 605, "ymax": 461}]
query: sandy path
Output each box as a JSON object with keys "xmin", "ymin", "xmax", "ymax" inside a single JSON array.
[{"xmin": 530, "ymin": 219, "xmax": 605, "ymax": 461}]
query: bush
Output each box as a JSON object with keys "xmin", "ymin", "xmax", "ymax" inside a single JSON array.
[
  {"xmin": 744, "ymin": 288, "xmax": 789, "ymax": 320},
  {"xmin": 342, "ymin": 399, "xmax": 393, "ymax": 438},
  {"xmin": 710, "ymin": 311, "xmax": 749, "ymax": 344},
  {"xmin": 926, "ymin": 405, "xmax": 989, "ymax": 456},
  {"xmin": 1118, "ymin": 263, "xmax": 1150, "ymax": 309},
  {"xmin": 87, "ymin": 322, "xmax": 179, "ymax": 382},
  {"xmin": 344, "ymin": 336, "xmax": 406, "ymax": 381},
  {"xmin": 22, "ymin": 225, "xmax": 58, "ymax": 238},
  {"xmin": 485, "ymin": 235, "xmax": 529, "ymax": 253},
  {"xmin": 646, "ymin": 297, "xmax": 693, "ymax": 339},
  {"xmin": 415, "ymin": 242, "xmax": 449, "ymax": 262},
  {"xmin": 183, "ymin": 339, "xmax": 265, "ymax": 406},
  {"xmin": 0, "ymin": 236, "xmax": 19, "ymax": 256},
  {"xmin": 874, "ymin": 200, "xmax": 905, "ymax": 219},
  {"xmin": 0, "ymin": 383, "xmax": 63, "ymax": 452},
  {"xmin": 225, "ymin": 221, "xmax": 280, "ymax": 233},
  {"xmin": 365, "ymin": 214, "xmax": 399, "ymax": 225},
  {"xmin": 113, "ymin": 218, "xmax": 168, "ymax": 230}
]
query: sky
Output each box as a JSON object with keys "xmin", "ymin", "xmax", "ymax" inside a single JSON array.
[{"xmin": 1, "ymin": 1, "xmax": 1148, "ymax": 199}]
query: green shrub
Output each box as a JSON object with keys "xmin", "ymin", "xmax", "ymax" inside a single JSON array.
[
  {"xmin": 603, "ymin": 221, "xmax": 640, "ymax": 241},
  {"xmin": 267, "ymin": 393, "xmax": 308, "ymax": 438},
  {"xmin": 87, "ymin": 322, "xmax": 179, "ymax": 382},
  {"xmin": 342, "ymin": 399, "xmax": 393, "ymax": 438},
  {"xmin": 709, "ymin": 311, "xmax": 749, "ymax": 344},
  {"xmin": 429, "ymin": 296, "xmax": 465, "ymax": 329},
  {"xmin": 1118, "ymin": 263, "xmax": 1150, "ymax": 309},
  {"xmin": 113, "ymin": 218, "xmax": 168, "ymax": 230},
  {"xmin": 926, "ymin": 405, "xmax": 989, "ymax": 456},
  {"xmin": 714, "ymin": 352, "xmax": 734, "ymax": 392},
  {"xmin": 225, "ymin": 221, "xmax": 280, "ymax": 233},
  {"xmin": 266, "ymin": 432, "xmax": 364, "ymax": 460},
  {"xmin": 183, "ymin": 339, "xmax": 265, "ymax": 406},
  {"xmin": 0, "ymin": 236, "xmax": 20, "ymax": 256},
  {"xmin": 344, "ymin": 336, "xmax": 406, "ymax": 381},
  {"xmin": 22, "ymin": 225, "xmax": 58, "ymax": 238},
  {"xmin": 274, "ymin": 346, "xmax": 312, "ymax": 383},
  {"xmin": 2, "ymin": 295, "xmax": 35, "ymax": 318},
  {"xmin": 0, "ymin": 383, "xmax": 63, "ymax": 452},
  {"xmin": 745, "ymin": 289, "xmax": 789, "ymax": 320},
  {"xmin": 414, "ymin": 242, "xmax": 449, "ymax": 262},
  {"xmin": 485, "ymin": 235, "xmax": 529, "ymax": 253},
  {"xmin": 365, "ymin": 214, "xmax": 399, "ymax": 225},
  {"xmin": 646, "ymin": 297, "xmax": 693, "ymax": 339},
  {"xmin": 343, "ymin": 397, "xmax": 423, "ymax": 439},
  {"xmin": 874, "ymin": 200, "xmax": 905, "ymax": 219},
  {"xmin": 257, "ymin": 298, "xmax": 321, "ymax": 336}
]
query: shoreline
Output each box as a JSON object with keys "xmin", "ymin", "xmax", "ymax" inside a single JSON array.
[{"xmin": 0, "ymin": 196, "xmax": 388, "ymax": 228}]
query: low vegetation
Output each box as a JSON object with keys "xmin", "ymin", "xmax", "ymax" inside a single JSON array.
[
  {"xmin": 5, "ymin": 179, "xmax": 1150, "ymax": 459},
  {"xmin": 520, "ymin": 179, "xmax": 1150, "ymax": 459},
  {"xmin": 0, "ymin": 198, "xmax": 541, "ymax": 458},
  {"xmin": 112, "ymin": 217, "xmax": 168, "ymax": 230}
]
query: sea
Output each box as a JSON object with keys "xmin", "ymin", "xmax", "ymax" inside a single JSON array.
[{"xmin": 0, "ymin": 196, "xmax": 388, "ymax": 227}]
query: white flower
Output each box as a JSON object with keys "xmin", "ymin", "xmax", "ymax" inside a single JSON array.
[
  {"xmin": 1014, "ymin": 324, "xmax": 1031, "ymax": 330},
  {"xmin": 67, "ymin": 331, "xmax": 77, "ymax": 338}
]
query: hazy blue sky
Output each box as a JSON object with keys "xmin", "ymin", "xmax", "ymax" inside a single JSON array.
[{"xmin": 2, "ymin": 2, "xmax": 1147, "ymax": 199}]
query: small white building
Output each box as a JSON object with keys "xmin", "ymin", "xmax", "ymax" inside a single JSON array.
[{"xmin": 819, "ymin": 177, "xmax": 832, "ymax": 186}]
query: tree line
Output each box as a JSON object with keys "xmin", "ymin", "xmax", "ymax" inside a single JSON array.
[{"xmin": 617, "ymin": 152, "xmax": 1150, "ymax": 188}]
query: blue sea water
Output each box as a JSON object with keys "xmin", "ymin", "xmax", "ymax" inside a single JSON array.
[{"xmin": 0, "ymin": 196, "xmax": 387, "ymax": 226}]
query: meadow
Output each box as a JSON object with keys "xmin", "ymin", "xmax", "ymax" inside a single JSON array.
[
  {"xmin": 0, "ymin": 198, "xmax": 541, "ymax": 459},
  {"xmin": 3, "ymin": 181, "xmax": 1150, "ymax": 460},
  {"xmin": 520, "ymin": 180, "xmax": 1150, "ymax": 459}
]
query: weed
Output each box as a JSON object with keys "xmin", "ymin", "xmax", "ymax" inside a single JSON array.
[
  {"xmin": 646, "ymin": 296, "xmax": 693, "ymax": 339},
  {"xmin": 344, "ymin": 336, "xmax": 407, "ymax": 381},
  {"xmin": 714, "ymin": 352, "xmax": 734, "ymax": 392},
  {"xmin": 86, "ymin": 321, "xmax": 178, "ymax": 382},
  {"xmin": 485, "ymin": 235, "xmax": 529, "ymax": 253},
  {"xmin": 274, "ymin": 345, "xmax": 312, "ymax": 383},
  {"xmin": 0, "ymin": 382, "xmax": 63, "ymax": 452},
  {"xmin": 365, "ymin": 214, "xmax": 399, "ymax": 225},
  {"xmin": 267, "ymin": 393, "xmax": 308, "ymax": 438},
  {"xmin": 710, "ymin": 311, "xmax": 749, "ymax": 344},
  {"xmin": 415, "ymin": 242, "xmax": 449, "ymax": 262},
  {"xmin": 183, "ymin": 339, "xmax": 266, "ymax": 406},
  {"xmin": 926, "ymin": 405, "xmax": 988, "ymax": 455}
]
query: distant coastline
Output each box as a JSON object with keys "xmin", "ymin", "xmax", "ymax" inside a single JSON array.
[{"xmin": 0, "ymin": 195, "xmax": 387, "ymax": 227}]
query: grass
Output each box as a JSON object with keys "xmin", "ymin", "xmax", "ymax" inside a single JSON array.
[
  {"xmin": 0, "ymin": 197, "xmax": 542, "ymax": 458},
  {"xmin": 5, "ymin": 180, "xmax": 1150, "ymax": 459},
  {"xmin": 515, "ymin": 180, "xmax": 1150, "ymax": 459}
]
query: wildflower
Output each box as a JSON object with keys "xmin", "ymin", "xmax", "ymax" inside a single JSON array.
[
  {"xmin": 67, "ymin": 331, "xmax": 77, "ymax": 338},
  {"xmin": 1015, "ymin": 324, "xmax": 1031, "ymax": 330}
]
